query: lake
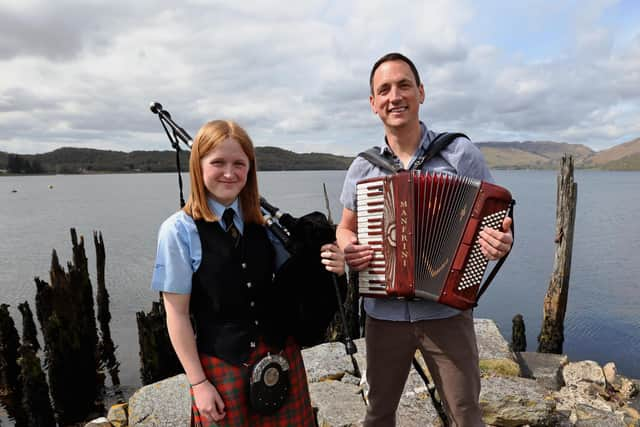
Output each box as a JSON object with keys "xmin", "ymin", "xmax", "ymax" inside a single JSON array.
[{"xmin": 1, "ymin": 169, "xmax": 639, "ymax": 397}]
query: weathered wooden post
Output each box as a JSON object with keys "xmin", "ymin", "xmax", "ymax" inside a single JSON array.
[
  {"xmin": 18, "ymin": 343, "xmax": 55, "ymax": 427},
  {"xmin": 511, "ymin": 314, "xmax": 526, "ymax": 352},
  {"xmin": 136, "ymin": 299, "xmax": 182, "ymax": 385},
  {"xmin": 94, "ymin": 231, "xmax": 120, "ymax": 387},
  {"xmin": 17, "ymin": 302, "xmax": 39, "ymax": 352},
  {"xmin": 0, "ymin": 304, "xmax": 21, "ymax": 398},
  {"xmin": 34, "ymin": 229, "xmax": 101, "ymax": 425},
  {"xmin": 538, "ymin": 155, "xmax": 577, "ymax": 353},
  {"xmin": 0, "ymin": 304, "xmax": 27, "ymax": 426}
]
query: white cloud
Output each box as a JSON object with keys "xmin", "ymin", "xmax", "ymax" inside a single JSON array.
[{"xmin": 0, "ymin": 0, "xmax": 638, "ymax": 155}]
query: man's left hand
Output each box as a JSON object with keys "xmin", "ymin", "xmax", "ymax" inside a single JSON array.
[{"xmin": 478, "ymin": 217, "xmax": 513, "ymax": 260}]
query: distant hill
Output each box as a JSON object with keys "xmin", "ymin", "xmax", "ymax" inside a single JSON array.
[
  {"xmin": 477, "ymin": 141, "xmax": 594, "ymax": 169},
  {"xmin": 0, "ymin": 146, "xmax": 354, "ymax": 174},
  {"xmin": 583, "ymin": 137, "xmax": 640, "ymax": 169},
  {"xmin": 2, "ymin": 136, "xmax": 639, "ymax": 173}
]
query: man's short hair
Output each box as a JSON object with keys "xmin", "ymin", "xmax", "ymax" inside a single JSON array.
[{"xmin": 369, "ymin": 52, "xmax": 421, "ymax": 94}]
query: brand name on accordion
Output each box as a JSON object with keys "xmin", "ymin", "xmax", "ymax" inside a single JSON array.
[{"xmin": 400, "ymin": 200, "xmax": 409, "ymax": 267}]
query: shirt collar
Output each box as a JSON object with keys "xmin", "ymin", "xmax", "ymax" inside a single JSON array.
[
  {"xmin": 208, "ymin": 198, "xmax": 243, "ymax": 223},
  {"xmin": 379, "ymin": 121, "xmax": 432, "ymax": 167}
]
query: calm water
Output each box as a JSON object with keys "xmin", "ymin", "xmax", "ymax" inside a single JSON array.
[{"xmin": 1, "ymin": 170, "xmax": 639, "ymax": 397}]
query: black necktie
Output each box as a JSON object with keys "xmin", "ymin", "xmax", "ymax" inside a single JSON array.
[{"xmin": 222, "ymin": 208, "xmax": 241, "ymax": 248}]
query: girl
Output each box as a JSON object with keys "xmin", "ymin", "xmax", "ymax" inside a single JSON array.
[{"xmin": 151, "ymin": 120, "xmax": 344, "ymax": 426}]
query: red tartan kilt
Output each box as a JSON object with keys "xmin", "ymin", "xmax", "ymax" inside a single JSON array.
[{"xmin": 191, "ymin": 336, "xmax": 315, "ymax": 427}]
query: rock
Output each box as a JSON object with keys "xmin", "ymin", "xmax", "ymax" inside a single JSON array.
[
  {"xmin": 302, "ymin": 341, "xmax": 359, "ymax": 382},
  {"xmin": 563, "ymin": 360, "xmax": 606, "ymax": 389},
  {"xmin": 620, "ymin": 377, "xmax": 639, "ymax": 400},
  {"xmin": 570, "ymin": 403, "xmax": 627, "ymax": 426},
  {"xmin": 553, "ymin": 384, "xmax": 614, "ymax": 414},
  {"xmin": 603, "ymin": 362, "xmax": 618, "ymax": 385},
  {"xmin": 85, "ymin": 417, "xmax": 112, "ymax": 427},
  {"xmin": 128, "ymin": 374, "xmax": 190, "ymax": 427},
  {"xmin": 474, "ymin": 319, "xmax": 513, "ymax": 361},
  {"xmin": 107, "ymin": 402, "xmax": 129, "ymax": 427},
  {"xmin": 309, "ymin": 380, "xmax": 365, "ymax": 426},
  {"xmin": 479, "ymin": 375, "xmax": 555, "ymax": 426},
  {"xmin": 515, "ymin": 351, "xmax": 568, "ymax": 390}
]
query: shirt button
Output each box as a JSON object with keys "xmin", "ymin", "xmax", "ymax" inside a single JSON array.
[
  {"xmin": 250, "ymin": 341, "xmax": 256, "ymax": 348},
  {"xmin": 250, "ymin": 301, "xmax": 255, "ymax": 307},
  {"xmin": 241, "ymin": 263, "xmax": 247, "ymax": 269},
  {"xmin": 246, "ymin": 282, "xmax": 252, "ymax": 288}
]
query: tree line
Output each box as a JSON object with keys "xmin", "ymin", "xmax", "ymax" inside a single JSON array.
[{"xmin": 6, "ymin": 154, "xmax": 45, "ymax": 174}]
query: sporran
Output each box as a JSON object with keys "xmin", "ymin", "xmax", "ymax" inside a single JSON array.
[{"xmin": 248, "ymin": 353, "xmax": 290, "ymax": 414}]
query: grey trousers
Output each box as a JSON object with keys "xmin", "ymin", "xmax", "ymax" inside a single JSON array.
[{"xmin": 363, "ymin": 311, "xmax": 484, "ymax": 427}]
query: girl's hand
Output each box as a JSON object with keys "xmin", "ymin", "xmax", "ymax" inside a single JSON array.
[
  {"xmin": 193, "ymin": 380, "xmax": 226, "ymax": 423},
  {"xmin": 320, "ymin": 242, "xmax": 346, "ymax": 276}
]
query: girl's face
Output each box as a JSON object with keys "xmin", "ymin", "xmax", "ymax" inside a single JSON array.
[{"xmin": 200, "ymin": 138, "xmax": 250, "ymax": 206}]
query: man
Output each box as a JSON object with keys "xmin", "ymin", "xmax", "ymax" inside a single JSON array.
[{"xmin": 336, "ymin": 52, "xmax": 513, "ymax": 427}]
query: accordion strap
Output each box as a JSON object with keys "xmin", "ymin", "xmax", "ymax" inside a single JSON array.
[
  {"xmin": 475, "ymin": 200, "xmax": 516, "ymax": 305},
  {"xmin": 358, "ymin": 132, "xmax": 469, "ymax": 173}
]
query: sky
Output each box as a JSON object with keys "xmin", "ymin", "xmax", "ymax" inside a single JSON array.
[{"xmin": 1, "ymin": 0, "xmax": 639, "ymax": 155}]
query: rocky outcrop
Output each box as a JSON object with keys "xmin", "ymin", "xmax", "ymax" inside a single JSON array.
[{"xmin": 85, "ymin": 318, "xmax": 639, "ymax": 427}]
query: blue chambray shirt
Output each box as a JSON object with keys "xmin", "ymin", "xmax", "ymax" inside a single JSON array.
[
  {"xmin": 340, "ymin": 122, "xmax": 494, "ymax": 321},
  {"xmin": 151, "ymin": 198, "xmax": 290, "ymax": 294}
]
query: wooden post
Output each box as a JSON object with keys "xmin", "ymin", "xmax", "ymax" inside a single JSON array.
[
  {"xmin": 17, "ymin": 302, "xmax": 40, "ymax": 352},
  {"xmin": 136, "ymin": 299, "xmax": 182, "ymax": 385},
  {"xmin": 538, "ymin": 155, "xmax": 577, "ymax": 353},
  {"xmin": 18, "ymin": 344, "xmax": 56, "ymax": 427},
  {"xmin": 94, "ymin": 231, "xmax": 120, "ymax": 387},
  {"xmin": 0, "ymin": 304, "xmax": 27, "ymax": 426},
  {"xmin": 511, "ymin": 314, "xmax": 526, "ymax": 352},
  {"xmin": 34, "ymin": 229, "xmax": 101, "ymax": 425}
]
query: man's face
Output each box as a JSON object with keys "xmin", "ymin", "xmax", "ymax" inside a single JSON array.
[{"xmin": 369, "ymin": 60, "xmax": 425, "ymax": 130}]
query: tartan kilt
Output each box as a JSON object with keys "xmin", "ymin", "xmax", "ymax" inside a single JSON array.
[{"xmin": 191, "ymin": 336, "xmax": 315, "ymax": 427}]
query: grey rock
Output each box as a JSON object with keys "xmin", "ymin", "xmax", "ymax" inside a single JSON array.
[
  {"xmin": 309, "ymin": 380, "xmax": 365, "ymax": 427},
  {"xmin": 128, "ymin": 374, "xmax": 191, "ymax": 427},
  {"xmin": 302, "ymin": 341, "xmax": 359, "ymax": 383},
  {"xmin": 475, "ymin": 318, "xmax": 513, "ymax": 361},
  {"xmin": 479, "ymin": 375, "xmax": 555, "ymax": 427},
  {"xmin": 571, "ymin": 403, "xmax": 627, "ymax": 427},
  {"xmin": 563, "ymin": 361, "xmax": 606, "ymax": 388},
  {"xmin": 515, "ymin": 351, "xmax": 568, "ymax": 390}
]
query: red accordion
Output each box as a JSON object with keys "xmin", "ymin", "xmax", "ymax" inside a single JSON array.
[{"xmin": 356, "ymin": 171, "xmax": 513, "ymax": 310}]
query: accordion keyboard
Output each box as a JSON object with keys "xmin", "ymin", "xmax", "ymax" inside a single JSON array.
[{"xmin": 356, "ymin": 179, "xmax": 387, "ymax": 296}]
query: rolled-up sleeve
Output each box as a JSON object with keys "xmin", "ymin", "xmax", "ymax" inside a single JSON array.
[
  {"xmin": 151, "ymin": 212, "xmax": 201, "ymax": 294},
  {"xmin": 340, "ymin": 157, "xmax": 375, "ymax": 212}
]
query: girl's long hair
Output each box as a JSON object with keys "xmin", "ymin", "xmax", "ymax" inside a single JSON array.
[{"xmin": 183, "ymin": 120, "xmax": 263, "ymax": 224}]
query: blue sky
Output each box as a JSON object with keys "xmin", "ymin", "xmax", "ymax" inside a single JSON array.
[{"xmin": 0, "ymin": 0, "xmax": 638, "ymax": 155}]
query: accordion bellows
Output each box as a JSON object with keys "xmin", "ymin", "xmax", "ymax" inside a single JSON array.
[{"xmin": 356, "ymin": 171, "xmax": 513, "ymax": 310}]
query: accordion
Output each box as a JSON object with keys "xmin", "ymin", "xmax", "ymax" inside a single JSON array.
[{"xmin": 356, "ymin": 171, "xmax": 513, "ymax": 310}]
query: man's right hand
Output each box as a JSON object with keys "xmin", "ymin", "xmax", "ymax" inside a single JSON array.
[{"xmin": 343, "ymin": 236, "xmax": 373, "ymax": 271}]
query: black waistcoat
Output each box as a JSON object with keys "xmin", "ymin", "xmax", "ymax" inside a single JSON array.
[{"xmin": 191, "ymin": 219, "xmax": 287, "ymax": 365}]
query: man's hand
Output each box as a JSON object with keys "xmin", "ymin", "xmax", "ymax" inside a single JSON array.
[
  {"xmin": 478, "ymin": 217, "xmax": 513, "ymax": 260},
  {"xmin": 343, "ymin": 236, "xmax": 374, "ymax": 271}
]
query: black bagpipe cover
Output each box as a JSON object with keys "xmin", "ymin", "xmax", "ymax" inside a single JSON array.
[{"xmin": 272, "ymin": 211, "xmax": 347, "ymax": 347}]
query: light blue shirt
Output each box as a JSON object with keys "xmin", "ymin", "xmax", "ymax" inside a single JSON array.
[
  {"xmin": 340, "ymin": 122, "xmax": 494, "ymax": 321},
  {"xmin": 151, "ymin": 198, "xmax": 290, "ymax": 294}
]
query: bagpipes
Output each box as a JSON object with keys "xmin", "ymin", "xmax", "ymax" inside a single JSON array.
[{"xmin": 150, "ymin": 102, "xmax": 356, "ymax": 353}]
